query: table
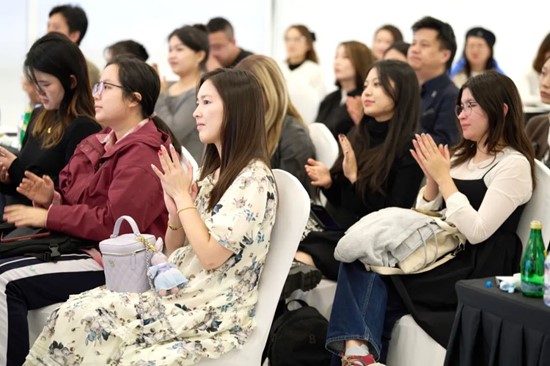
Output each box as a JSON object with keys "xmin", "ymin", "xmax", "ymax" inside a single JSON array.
[{"xmin": 444, "ymin": 277, "xmax": 550, "ymax": 366}]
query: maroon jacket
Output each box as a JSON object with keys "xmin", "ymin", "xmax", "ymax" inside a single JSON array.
[{"xmin": 47, "ymin": 120, "xmax": 169, "ymax": 241}]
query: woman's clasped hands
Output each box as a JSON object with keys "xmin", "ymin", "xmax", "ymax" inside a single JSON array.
[{"xmin": 410, "ymin": 133, "xmax": 451, "ymax": 184}]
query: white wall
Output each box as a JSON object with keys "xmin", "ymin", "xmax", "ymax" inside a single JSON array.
[{"xmin": 0, "ymin": 0, "xmax": 547, "ymax": 130}]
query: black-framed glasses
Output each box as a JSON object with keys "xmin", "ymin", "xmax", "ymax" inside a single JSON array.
[
  {"xmin": 92, "ymin": 81, "xmax": 125, "ymax": 97},
  {"xmin": 455, "ymin": 101, "xmax": 478, "ymax": 117}
]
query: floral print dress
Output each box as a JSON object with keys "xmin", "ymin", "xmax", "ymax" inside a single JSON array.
[{"xmin": 25, "ymin": 160, "xmax": 277, "ymax": 366}]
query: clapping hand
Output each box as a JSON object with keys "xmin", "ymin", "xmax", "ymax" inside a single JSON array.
[
  {"xmin": 0, "ymin": 146, "xmax": 18, "ymax": 183},
  {"xmin": 345, "ymin": 95, "xmax": 363, "ymax": 126},
  {"xmin": 16, "ymin": 171, "xmax": 55, "ymax": 207},
  {"xmin": 338, "ymin": 134, "xmax": 358, "ymax": 184},
  {"xmin": 410, "ymin": 133, "xmax": 450, "ymax": 184},
  {"xmin": 305, "ymin": 158, "xmax": 332, "ymax": 188},
  {"xmin": 151, "ymin": 144, "xmax": 192, "ymax": 202},
  {"xmin": 3, "ymin": 205, "xmax": 48, "ymax": 227}
]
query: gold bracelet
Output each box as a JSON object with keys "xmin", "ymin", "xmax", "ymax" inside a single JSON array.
[
  {"xmin": 168, "ymin": 222, "xmax": 183, "ymax": 230},
  {"xmin": 177, "ymin": 206, "xmax": 197, "ymax": 215}
]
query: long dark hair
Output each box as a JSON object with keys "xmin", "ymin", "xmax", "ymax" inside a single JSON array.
[
  {"xmin": 106, "ymin": 56, "xmax": 182, "ymax": 153},
  {"xmin": 24, "ymin": 32, "xmax": 96, "ymax": 149},
  {"xmin": 199, "ymin": 69, "xmax": 270, "ymax": 210},
  {"xmin": 452, "ymin": 71, "xmax": 535, "ymax": 188},
  {"xmin": 331, "ymin": 60, "xmax": 420, "ymax": 197}
]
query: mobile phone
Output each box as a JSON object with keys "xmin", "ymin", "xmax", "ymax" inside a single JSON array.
[{"xmin": 310, "ymin": 204, "xmax": 341, "ymax": 231}]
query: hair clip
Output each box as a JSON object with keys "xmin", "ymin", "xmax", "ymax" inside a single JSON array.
[{"xmin": 310, "ymin": 32, "xmax": 316, "ymax": 42}]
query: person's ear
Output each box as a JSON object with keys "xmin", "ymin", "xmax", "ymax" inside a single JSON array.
[
  {"xmin": 196, "ymin": 50, "xmax": 207, "ymax": 65},
  {"xmin": 128, "ymin": 92, "xmax": 142, "ymax": 108},
  {"xmin": 503, "ymin": 103, "xmax": 509, "ymax": 117},
  {"xmin": 69, "ymin": 75, "xmax": 77, "ymax": 89},
  {"xmin": 440, "ymin": 49, "xmax": 451, "ymax": 65},
  {"xmin": 68, "ymin": 30, "xmax": 81, "ymax": 44}
]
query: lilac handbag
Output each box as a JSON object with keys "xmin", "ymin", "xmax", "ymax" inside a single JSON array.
[{"xmin": 99, "ymin": 215, "xmax": 156, "ymax": 293}]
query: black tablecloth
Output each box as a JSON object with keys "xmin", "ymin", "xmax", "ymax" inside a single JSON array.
[{"xmin": 444, "ymin": 277, "xmax": 550, "ymax": 366}]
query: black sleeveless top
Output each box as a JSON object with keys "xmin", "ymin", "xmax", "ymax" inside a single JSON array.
[{"xmin": 392, "ymin": 161, "xmax": 526, "ymax": 347}]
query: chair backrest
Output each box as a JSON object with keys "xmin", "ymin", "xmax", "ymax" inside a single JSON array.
[
  {"xmin": 308, "ymin": 122, "xmax": 339, "ymax": 169},
  {"xmin": 197, "ymin": 169, "xmax": 310, "ymax": 365},
  {"xmin": 181, "ymin": 146, "xmax": 200, "ymax": 179},
  {"xmin": 516, "ymin": 160, "xmax": 550, "ymax": 247}
]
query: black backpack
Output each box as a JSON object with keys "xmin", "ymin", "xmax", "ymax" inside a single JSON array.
[
  {"xmin": 264, "ymin": 299, "xmax": 332, "ymax": 366},
  {"xmin": 0, "ymin": 228, "xmax": 95, "ymax": 262}
]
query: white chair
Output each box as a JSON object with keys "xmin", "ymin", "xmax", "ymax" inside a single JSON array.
[
  {"xmin": 181, "ymin": 145, "xmax": 200, "ymax": 180},
  {"xmin": 308, "ymin": 122, "xmax": 339, "ymax": 169},
  {"xmin": 197, "ymin": 169, "xmax": 310, "ymax": 365},
  {"xmin": 292, "ymin": 160, "xmax": 550, "ymax": 366},
  {"xmin": 516, "ymin": 160, "xmax": 550, "ymax": 248}
]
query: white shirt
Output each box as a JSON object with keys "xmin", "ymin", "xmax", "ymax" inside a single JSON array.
[
  {"xmin": 280, "ymin": 60, "xmax": 326, "ymax": 124},
  {"xmin": 416, "ymin": 147, "xmax": 533, "ymax": 244}
]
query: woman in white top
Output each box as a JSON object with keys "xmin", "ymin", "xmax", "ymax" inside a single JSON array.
[
  {"xmin": 155, "ymin": 25, "xmax": 208, "ymax": 162},
  {"xmin": 325, "ymin": 71, "xmax": 535, "ymax": 365},
  {"xmin": 280, "ymin": 24, "xmax": 325, "ymax": 123}
]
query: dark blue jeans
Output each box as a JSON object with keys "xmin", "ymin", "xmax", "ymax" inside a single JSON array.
[{"xmin": 326, "ymin": 261, "xmax": 406, "ymax": 363}]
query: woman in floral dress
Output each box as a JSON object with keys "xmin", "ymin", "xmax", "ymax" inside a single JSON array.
[{"xmin": 25, "ymin": 68, "xmax": 278, "ymax": 365}]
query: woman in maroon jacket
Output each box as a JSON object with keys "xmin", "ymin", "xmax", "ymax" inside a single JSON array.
[{"xmin": 1, "ymin": 56, "xmax": 180, "ymax": 365}]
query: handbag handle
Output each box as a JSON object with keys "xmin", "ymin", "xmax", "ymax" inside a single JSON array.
[{"xmin": 110, "ymin": 215, "xmax": 142, "ymax": 238}]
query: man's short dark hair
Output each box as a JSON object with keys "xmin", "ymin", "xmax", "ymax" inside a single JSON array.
[
  {"xmin": 412, "ymin": 16, "xmax": 456, "ymax": 71},
  {"xmin": 49, "ymin": 4, "xmax": 88, "ymax": 45},
  {"xmin": 206, "ymin": 17, "xmax": 234, "ymax": 38}
]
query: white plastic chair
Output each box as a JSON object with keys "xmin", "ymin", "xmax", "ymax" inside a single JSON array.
[
  {"xmin": 308, "ymin": 122, "xmax": 339, "ymax": 169},
  {"xmin": 197, "ymin": 169, "xmax": 310, "ymax": 365},
  {"xmin": 181, "ymin": 145, "xmax": 200, "ymax": 180},
  {"xmin": 516, "ymin": 160, "xmax": 550, "ymax": 248}
]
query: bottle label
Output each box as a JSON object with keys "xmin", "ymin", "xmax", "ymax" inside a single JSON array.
[{"xmin": 521, "ymin": 281, "xmax": 543, "ymax": 295}]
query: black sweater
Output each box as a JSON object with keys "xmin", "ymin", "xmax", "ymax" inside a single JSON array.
[
  {"xmin": 2, "ymin": 110, "xmax": 100, "ymax": 205},
  {"xmin": 322, "ymin": 118, "xmax": 423, "ymax": 229}
]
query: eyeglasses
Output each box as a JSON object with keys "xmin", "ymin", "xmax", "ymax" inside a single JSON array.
[
  {"xmin": 455, "ymin": 101, "xmax": 479, "ymax": 117},
  {"xmin": 92, "ymin": 81, "xmax": 125, "ymax": 97}
]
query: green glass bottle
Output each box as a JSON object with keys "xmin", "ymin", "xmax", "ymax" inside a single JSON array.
[{"xmin": 521, "ymin": 220, "xmax": 545, "ymax": 297}]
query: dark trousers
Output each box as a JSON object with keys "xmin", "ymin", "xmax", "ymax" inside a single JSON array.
[{"xmin": 0, "ymin": 254, "xmax": 104, "ymax": 365}]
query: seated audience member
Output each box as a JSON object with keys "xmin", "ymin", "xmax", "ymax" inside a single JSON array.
[
  {"xmin": 1, "ymin": 56, "xmax": 177, "ymax": 365},
  {"xmin": 520, "ymin": 33, "xmax": 550, "ymax": 107},
  {"xmin": 450, "ymin": 27, "xmax": 504, "ymax": 88},
  {"xmin": 104, "ymin": 39, "xmax": 149, "ymax": 62},
  {"xmin": 25, "ymin": 68, "xmax": 278, "ymax": 365},
  {"xmin": 408, "ymin": 16, "xmax": 460, "ymax": 146},
  {"xmin": 317, "ymin": 41, "xmax": 375, "ymax": 139},
  {"xmin": 47, "ymin": 4, "xmax": 100, "ymax": 86},
  {"xmin": 155, "ymin": 25, "xmax": 208, "ymax": 162},
  {"xmin": 0, "ymin": 33, "xmax": 100, "ymax": 209},
  {"xmin": 236, "ymin": 54, "xmax": 315, "ymax": 195},
  {"xmin": 525, "ymin": 56, "xmax": 550, "ymax": 164},
  {"xmin": 347, "ymin": 42, "xmax": 411, "ymax": 124},
  {"xmin": 371, "ymin": 24, "xmax": 403, "ymax": 60},
  {"xmin": 326, "ymin": 71, "xmax": 535, "ymax": 365},
  {"xmin": 383, "ymin": 41, "xmax": 410, "ymax": 62},
  {"xmin": 296, "ymin": 60, "xmax": 424, "ymax": 281},
  {"xmin": 280, "ymin": 24, "xmax": 326, "ymax": 124},
  {"xmin": 206, "ymin": 17, "xmax": 253, "ymax": 70}
]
